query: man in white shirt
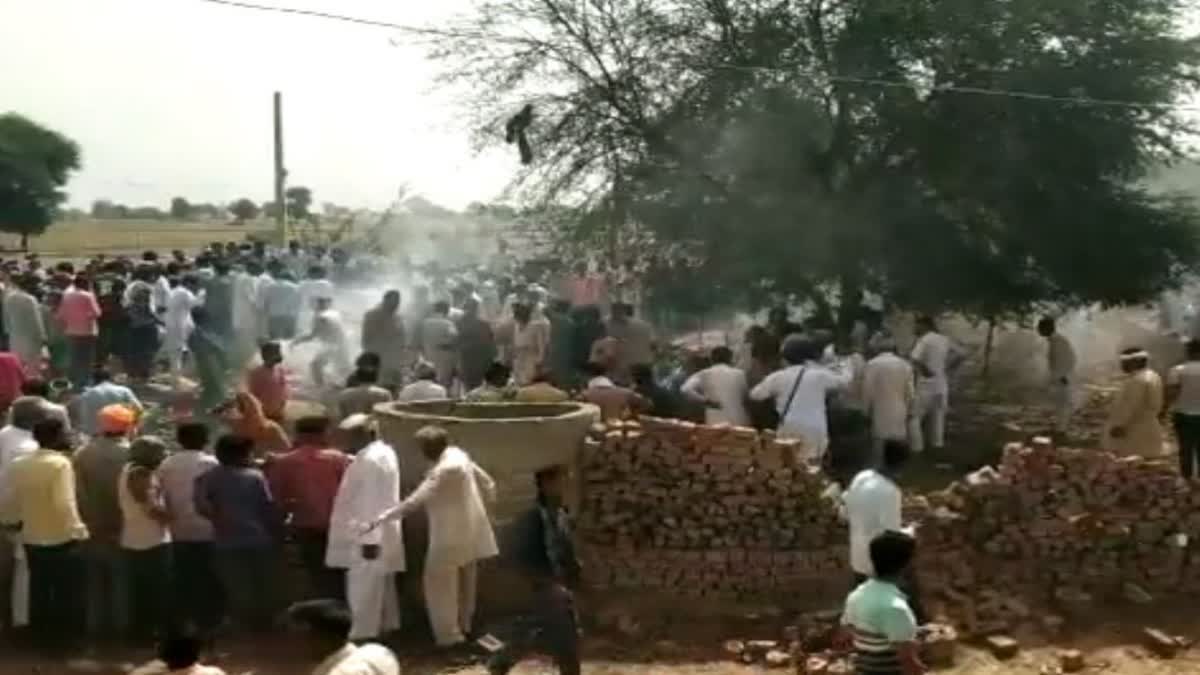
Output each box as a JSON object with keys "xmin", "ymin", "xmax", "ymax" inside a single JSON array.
[
  {"xmin": 1037, "ymin": 317, "xmax": 1078, "ymax": 435},
  {"xmin": 3, "ymin": 279, "xmax": 45, "ymax": 375},
  {"xmin": 370, "ymin": 426, "xmax": 497, "ymax": 647},
  {"xmin": 861, "ymin": 335, "xmax": 915, "ymax": 458},
  {"xmin": 0, "ymin": 398, "xmax": 46, "ymax": 630},
  {"xmin": 231, "ymin": 262, "xmax": 264, "ymax": 369},
  {"xmin": 842, "ymin": 440, "xmax": 908, "ymax": 582},
  {"xmin": 164, "ymin": 276, "xmax": 202, "ymax": 386},
  {"xmin": 749, "ymin": 336, "xmax": 852, "ymax": 461},
  {"xmin": 263, "ymin": 270, "xmax": 303, "ymax": 340},
  {"xmin": 1167, "ymin": 339, "xmax": 1200, "ymax": 478},
  {"xmin": 908, "ymin": 316, "xmax": 962, "ymax": 453},
  {"xmin": 681, "ymin": 346, "xmax": 750, "ymax": 427},
  {"xmin": 289, "ymin": 599, "xmax": 400, "ymax": 675},
  {"xmin": 294, "ymin": 297, "xmax": 352, "ymax": 389},
  {"xmin": 326, "ymin": 415, "xmax": 405, "ymax": 641},
  {"xmin": 298, "ymin": 266, "xmax": 336, "ymax": 333},
  {"xmin": 396, "ymin": 362, "xmax": 450, "ymax": 403}
]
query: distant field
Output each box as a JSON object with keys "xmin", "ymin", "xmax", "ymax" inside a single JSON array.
[{"xmin": 1, "ymin": 219, "xmax": 298, "ymax": 258}]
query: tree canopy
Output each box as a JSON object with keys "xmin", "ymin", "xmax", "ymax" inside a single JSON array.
[
  {"xmin": 0, "ymin": 113, "xmax": 81, "ymax": 248},
  {"xmin": 286, "ymin": 186, "xmax": 314, "ymax": 221},
  {"xmin": 435, "ymin": 0, "xmax": 1200, "ymax": 325},
  {"xmin": 229, "ymin": 198, "xmax": 260, "ymax": 224}
]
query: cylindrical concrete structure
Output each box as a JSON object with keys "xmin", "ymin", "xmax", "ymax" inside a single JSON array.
[{"xmin": 376, "ymin": 400, "xmax": 598, "ymax": 522}]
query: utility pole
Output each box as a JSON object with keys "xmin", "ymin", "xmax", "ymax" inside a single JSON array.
[{"xmin": 273, "ymin": 91, "xmax": 288, "ymax": 246}]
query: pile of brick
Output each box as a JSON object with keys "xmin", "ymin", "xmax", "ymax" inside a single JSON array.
[
  {"xmin": 579, "ymin": 418, "xmax": 849, "ymax": 600},
  {"xmin": 913, "ymin": 439, "xmax": 1200, "ymax": 634}
]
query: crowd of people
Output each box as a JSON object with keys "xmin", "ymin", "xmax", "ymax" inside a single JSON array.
[{"xmin": 0, "ymin": 235, "xmax": 1171, "ymax": 675}]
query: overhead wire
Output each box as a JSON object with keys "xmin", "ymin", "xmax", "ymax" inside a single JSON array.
[{"xmin": 188, "ymin": 0, "xmax": 1200, "ymax": 112}]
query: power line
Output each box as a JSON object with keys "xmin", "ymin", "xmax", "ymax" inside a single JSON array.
[{"xmin": 188, "ymin": 0, "xmax": 1200, "ymax": 112}]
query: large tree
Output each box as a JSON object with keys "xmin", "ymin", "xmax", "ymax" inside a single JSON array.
[
  {"xmin": 436, "ymin": 0, "xmax": 1200, "ymax": 326},
  {"xmin": 169, "ymin": 196, "xmax": 192, "ymax": 220},
  {"xmin": 229, "ymin": 198, "xmax": 260, "ymax": 224},
  {"xmin": 0, "ymin": 113, "xmax": 81, "ymax": 250},
  {"xmin": 285, "ymin": 186, "xmax": 313, "ymax": 222}
]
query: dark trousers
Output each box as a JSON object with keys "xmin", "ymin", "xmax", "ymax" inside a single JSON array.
[
  {"xmin": 215, "ymin": 546, "xmax": 276, "ymax": 632},
  {"xmin": 1175, "ymin": 413, "xmax": 1200, "ymax": 478},
  {"xmin": 488, "ymin": 584, "xmax": 581, "ymax": 675},
  {"xmin": 0, "ymin": 536, "xmax": 13, "ymax": 632},
  {"xmin": 67, "ymin": 335, "xmax": 97, "ymax": 390},
  {"xmin": 295, "ymin": 528, "xmax": 343, "ymax": 601},
  {"xmin": 172, "ymin": 541, "xmax": 224, "ymax": 634},
  {"xmin": 853, "ymin": 572, "xmax": 926, "ymax": 624},
  {"xmin": 126, "ymin": 545, "xmax": 173, "ymax": 641},
  {"xmin": 25, "ymin": 541, "xmax": 83, "ymax": 649},
  {"xmin": 84, "ymin": 543, "xmax": 128, "ymax": 639}
]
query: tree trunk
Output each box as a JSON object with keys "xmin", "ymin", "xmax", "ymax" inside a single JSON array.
[{"xmin": 983, "ymin": 317, "xmax": 997, "ymax": 382}]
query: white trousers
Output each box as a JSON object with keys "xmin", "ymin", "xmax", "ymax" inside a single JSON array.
[
  {"xmin": 1050, "ymin": 380, "xmax": 1075, "ymax": 432},
  {"xmin": 909, "ymin": 390, "xmax": 947, "ymax": 452},
  {"xmin": 423, "ymin": 561, "xmax": 477, "ymax": 646},
  {"xmin": 346, "ymin": 568, "xmax": 400, "ymax": 641}
]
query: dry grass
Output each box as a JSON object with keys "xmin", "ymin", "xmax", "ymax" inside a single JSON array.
[{"xmin": 1, "ymin": 219, "xmax": 317, "ymax": 258}]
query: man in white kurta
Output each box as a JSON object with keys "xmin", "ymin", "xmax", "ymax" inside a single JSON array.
[
  {"xmin": 3, "ymin": 284, "xmax": 45, "ymax": 375},
  {"xmin": 681, "ymin": 346, "xmax": 750, "ymax": 427},
  {"xmin": 231, "ymin": 267, "xmax": 261, "ymax": 369},
  {"xmin": 326, "ymin": 415, "xmax": 405, "ymax": 641},
  {"xmin": 909, "ymin": 316, "xmax": 962, "ymax": 453},
  {"xmin": 164, "ymin": 278, "xmax": 201, "ymax": 384},
  {"xmin": 373, "ymin": 426, "xmax": 497, "ymax": 646},
  {"xmin": 861, "ymin": 338, "xmax": 915, "ymax": 454},
  {"xmin": 1038, "ymin": 317, "xmax": 1078, "ymax": 434},
  {"xmin": 419, "ymin": 303, "xmax": 460, "ymax": 389}
]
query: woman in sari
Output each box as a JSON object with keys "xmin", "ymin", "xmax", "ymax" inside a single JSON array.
[{"xmin": 226, "ymin": 390, "xmax": 291, "ymax": 457}]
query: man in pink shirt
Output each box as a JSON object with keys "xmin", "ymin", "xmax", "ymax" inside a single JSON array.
[{"xmin": 56, "ymin": 274, "xmax": 102, "ymax": 390}]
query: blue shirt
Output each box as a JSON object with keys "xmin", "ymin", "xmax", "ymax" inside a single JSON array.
[
  {"xmin": 75, "ymin": 382, "xmax": 142, "ymax": 436},
  {"xmin": 193, "ymin": 465, "xmax": 279, "ymax": 549}
]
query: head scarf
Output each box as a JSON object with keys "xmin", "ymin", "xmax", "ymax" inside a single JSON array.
[
  {"xmin": 98, "ymin": 404, "xmax": 137, "ymax": 434},
  {"xmin": 232, "ymin": 391, "xmax": 291, "ymax": 454}
]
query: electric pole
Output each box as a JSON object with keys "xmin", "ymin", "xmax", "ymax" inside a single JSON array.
[{"xmin": 273, "ymin": 91, "xmax": 288, "ymax": 246}]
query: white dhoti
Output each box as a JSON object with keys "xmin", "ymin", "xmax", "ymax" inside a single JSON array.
[
  {"xmin": 423, "ymin": 562, "xmax": 477, "ymax": 646},
  {"xmin": 910, "ymin": 380, "xmax": 948, "ymax": 452},
  {"xmin": 11, "ymin": 538, "xmax": 27, "ymax": 628},
  {"xmin": 1050, "ymin": 379, "xmax": 1076, "ymax": 432},
  {"xmin": 346, "ymin": 567, "xmax": 400, "ymax": 641}
]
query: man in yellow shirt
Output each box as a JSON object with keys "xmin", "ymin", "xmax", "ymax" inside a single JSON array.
[{"xmin": 0, "ymin": 417, "xmax": 87, "ymax": 650}]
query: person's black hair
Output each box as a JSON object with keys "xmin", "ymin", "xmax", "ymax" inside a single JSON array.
[
  {"xmin": 781, "ymin": 335, "xmax": 819, "ymax": 366},
  {"xmin": 288, "ymin": 599, "xmax": 352, "ymax": 642},
  {"xmin": 916, "ymin": 315, "xmax": 936, "ymax": 331},
  {"xmin": 176, "ymin": 421, "xmax": 211, "ymax": 451},
  {"xmin": 295, "ymin": 416, "xmax": 331, "ymax": 437},
  {"xmin": 213, "ymin": 260, "xmax": 231, "ymax": 275},
  {"xmin": 484, "ymin": 361, "xmax": 510, "ymax": 387},
  {"xmin": 534, "ymin": 464, "xmax": 566, "ymax": 491},
  {"xmin": 1189, "ymin": 340, "xmax": 1200, "ymax": 361},
  {"xmin": 73, "ymin": 274, "xmax": 91, "ymax": 290},
  {"xmin": 356, "ymin": 352, "xmax": 382, "ymax": 371},
  {"xmin": 1037, "ymin": 317, "xmax": 1056, "ymax": 334},
  {"xmin": 584, "ymin": 361, "xmax": 608, "ymax": 378},
  {"xmin": 882, "ymin": 440, "xmax": 911, "ymax": 472},
  {"xmin": 215, "ymin": 434, "xmax": 253, "ymax": 467},
  {"xmin": 631, "ymin": 363, "xmax": 655, "ymax": 386},
  {"xmin": 260, "ymin": 341, "xmax": 282, "ymax": 358},
  {"xmin": 158, "ymin": 632, "xmax": 202, "ymax": 670},
  {"xmin": 354, "ymin": 366, "xmax": 381, "ymax": 385},
  {"xmin": 32, "ymin": 417, "xmax": 66, "ymax": 450},
  {"xmin": 711, "ymin": 346, "xmax": 734, "ymax": 365},
  {"xmin": 92, "ymin": 367, "xmax": 112, "ymax": 384},
  {"xmin": 869, "ymin": 530, "xmax": 916, "ymax": 578},
  {"xmin": 432, "ymin": 300, "xmax": 450, "ymax": 314},
  {"xmin": 21, "ymin": 378, "xmax": 50, "ymax": 398}
]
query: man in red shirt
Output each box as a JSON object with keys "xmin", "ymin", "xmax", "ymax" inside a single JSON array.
[
  {"xmin": 267, "ymin": 415, "xmax": 350, "ymax": 599},
  {"xmin": 245, "ymin": 342, "xmax": 289, "ymax": 423},
  {"xmin": 0, "ymin": 351, "xmax": 27, "ymax": 412},
  {"xmin": 56, "ymin": 274, "xmax": 102, "ymax": 390}
]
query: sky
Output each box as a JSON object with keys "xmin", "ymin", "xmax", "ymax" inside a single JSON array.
[{"xmin": 0, "ymin": 0, "xmax": 514, "ymax": 211}]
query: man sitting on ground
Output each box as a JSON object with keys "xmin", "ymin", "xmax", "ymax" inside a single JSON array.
[{"xmin": 288, "ymin": 599, "xmax": 400, "ymax": 675}]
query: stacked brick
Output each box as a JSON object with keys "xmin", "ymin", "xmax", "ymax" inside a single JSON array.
[
  {"xmin": 913, "ymin": 441, "xmax": 1200, "ymax": 633},
  {"xmin": 579, "ymin": 418, "xmax": 849, "ymax": 600}
]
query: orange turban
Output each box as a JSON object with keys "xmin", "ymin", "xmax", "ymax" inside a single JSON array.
[{"xmin": 98, "ymin": 404, "xmax": 137, "ymax": 434}]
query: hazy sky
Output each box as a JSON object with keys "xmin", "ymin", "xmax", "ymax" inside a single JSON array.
[{"xmin": 0, "ymin": 0, "xmax": 514, "ymax": 211}]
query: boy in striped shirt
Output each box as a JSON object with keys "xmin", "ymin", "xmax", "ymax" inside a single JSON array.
[{"xmin": 839, "ymin": 531, "xmax": 925, "ymax": 675}]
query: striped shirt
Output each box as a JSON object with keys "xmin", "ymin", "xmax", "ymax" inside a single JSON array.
[{"xmin": 841, "ymin": 578, "xmax": 917, "ymax": 674}]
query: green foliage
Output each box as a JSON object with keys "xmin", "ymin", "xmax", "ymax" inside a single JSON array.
[
  {"xmin": 169, "ymin": 196, "xmax": 191, "ymax": 219},
  {"xmin": 285, "ymin": 186, "xmax": 313, "ymax": 221},
  {"xmin": 229, "ymin": 198, "xmax": 259, "ymax": 223},
  {"xmin": 0, "ymin": 113, "xmax": 81, "ymax": 247},
  {"xmin": 436, "ymin": 0, "xmax": 1200, "ymax": 322}
]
